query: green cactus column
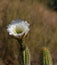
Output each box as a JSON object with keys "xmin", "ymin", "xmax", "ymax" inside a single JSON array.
[
  {"xmin": 42, "ymin": 47, "xmax": 53, "ymax": 65},
  {"xmin": 23, "ymin": 47, "xmax": 30, "ymax": 65}
]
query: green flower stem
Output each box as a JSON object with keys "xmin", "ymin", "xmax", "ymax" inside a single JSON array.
[{"xmin": 17, "ymin": 39, "xmax": 25, "ymax": 65}]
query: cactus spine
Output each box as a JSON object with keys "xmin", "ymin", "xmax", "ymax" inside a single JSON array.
[
  {"xmin": 42, "ymin": 47, "xmax": 53, "ymax": 65},
  {"xmin": 23, "ymin": 47, "xmax": 30, "ymax": 65}
]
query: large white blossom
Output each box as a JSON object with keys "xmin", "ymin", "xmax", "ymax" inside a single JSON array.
[{"xmin": 7, "ymin": 20, "xmax": 30, "ymax": 38}]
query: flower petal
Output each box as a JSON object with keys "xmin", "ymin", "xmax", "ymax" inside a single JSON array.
[{"xmin": 7, "ymin": 19, "xmax": 30, "ymax": 38}]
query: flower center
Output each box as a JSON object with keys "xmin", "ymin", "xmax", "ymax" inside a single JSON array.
[
  {"xmin": 16, "ymin": 29, "xmax": 23, "ymax": 34},
  {"xmin": 15, "ymin": 27, "xmax": 24, "ymax": 34}
]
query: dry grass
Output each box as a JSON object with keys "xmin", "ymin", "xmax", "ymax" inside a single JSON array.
[{"xmin": 0, "ymin": 0, "xmax": 57, "ymax": 65}]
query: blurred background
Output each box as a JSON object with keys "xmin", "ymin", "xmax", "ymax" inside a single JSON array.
[{"xmin": 0, "ymin": 0, "xmax": 57, "ymax": 65}]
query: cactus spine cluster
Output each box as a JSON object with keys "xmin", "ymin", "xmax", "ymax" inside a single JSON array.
[
  {"xmin": 42, "ymin": 47, "xmax": 53, "ymax": 65},
  {"xmin": 23, "ymin": 47, "xmax": 30, "ymax": 65}
]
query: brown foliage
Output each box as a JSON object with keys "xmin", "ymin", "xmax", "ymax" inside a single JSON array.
[{"xmin": 0, "ymin": 0, "xmax": 57, "ymax": 65}]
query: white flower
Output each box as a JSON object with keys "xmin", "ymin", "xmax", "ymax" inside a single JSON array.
[{"xmin": 7, "ymin": 20, "xmax": 30, "ymax": 38}]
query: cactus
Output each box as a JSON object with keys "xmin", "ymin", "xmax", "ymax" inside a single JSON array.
[
  {"xmin": 17, "ymin": 39, "xmax": 31, "ymax": 65},
  {"xmin": 42, "ymin": 47, "xmax": 53, "ymax": 65},
  {"xmin": 23, "ymin": 47, "xmax": 30, "ymax": 65}
]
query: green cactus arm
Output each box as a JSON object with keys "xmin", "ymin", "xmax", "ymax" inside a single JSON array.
[{"xmin": 42, "ymin": 47, "xmax": 53, "ymax": 65}]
